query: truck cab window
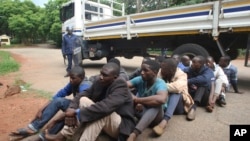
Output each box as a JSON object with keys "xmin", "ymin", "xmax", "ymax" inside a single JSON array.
[
  {"xmin": 85, "ymin": 3, "xmax": 91, "ymax": 20},
  {"xmin": 60, "ymin": 3, "xmax": 74, "ymax": 22}
]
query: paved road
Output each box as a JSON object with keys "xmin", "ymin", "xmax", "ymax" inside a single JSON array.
[{"xmin": 1, "ymin": 47, "xmax": 250, "ymax": 141}]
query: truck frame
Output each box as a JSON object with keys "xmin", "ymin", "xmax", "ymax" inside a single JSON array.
[{"xmin": 60, "ymin": 0, "xmax": 250, "ymax": 63}]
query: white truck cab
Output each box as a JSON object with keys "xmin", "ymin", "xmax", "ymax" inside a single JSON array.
[{"xmin": 60, "ymin": 0, "xmax": 124, "ymax": 36}]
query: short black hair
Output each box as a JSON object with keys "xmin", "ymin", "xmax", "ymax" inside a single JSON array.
[
  {"xmin": 142, "ymin": 57, "xmax": 151, "ymax": 62},
  {"xmin": 143, "ymin": 60, "xmax": 160, "ymax": 74},
  {"xmin": 155, "ymin": 56, "xmax": 165, "ymax": 63},
  {"xmin": 162, "ymin": 58, "xmax": 178, "ymax": 69},
  {"xmin": 69, "ymin": 66, "xmax": 85, "ymax": 78},
  {"xmin": 193, "ymin": 55, "xmax": 206, "ymax": 65},
  {"xmin": 221, "ymin": 55, "xmax": 231, "ymax": 63},
  {"xmin": 207, "ymin": 56, "xmax": 214, "ymax": 62},
  {"xmin": 108, "ymin": 58, "xmax": 120, "ymax": 67},
  {"xmin": 104, "ymin": 62, "xmax": 120, "ymax": 76}
]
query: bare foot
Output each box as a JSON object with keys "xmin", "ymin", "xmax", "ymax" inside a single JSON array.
[
  {"xmin": 127, "ymin": 132, "xmax": 137, "ymax": 141},
  {"xmin": 44, "ymin": 129, "xmax": 65, "ymax": 141}
]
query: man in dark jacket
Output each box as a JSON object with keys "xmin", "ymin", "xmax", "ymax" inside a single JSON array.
[
  {"xmin": 183, "ymin": 56, "xmax": 214, "ymax": 118},
  {"xmin": 45, "ymin": 62, "xmax": 136, "ymax": 141}
]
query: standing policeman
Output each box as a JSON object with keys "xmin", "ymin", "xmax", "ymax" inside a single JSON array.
[{"xmin": 62, "ymin": 27, "xmax": 78, "ymax": 77}]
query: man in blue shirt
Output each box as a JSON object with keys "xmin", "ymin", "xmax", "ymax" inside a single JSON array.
[
  {"xmin": 62, "ymin": 27, "xmax": 79, "ymax": 77},
  {"xmin": 218, "ymin": 56, "xmax": 243, "ymax": 94},
  {"xmin": 10, "ymin": 66, "xmax": 91, "ymax": 141},
  {"xmin": 183, "ymin": 56, "xmax": 214, "ymax": 115},
  {"xmin": 127, "ymin": 60, "xmax": 168, "ymax": 141}
]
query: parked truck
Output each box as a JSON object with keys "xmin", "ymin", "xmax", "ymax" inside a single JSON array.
[{"xmin": 60, "ymin": 0, "xmax": 250, "ymax": 63}]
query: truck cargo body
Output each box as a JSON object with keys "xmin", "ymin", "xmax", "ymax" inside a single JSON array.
[{"xmin": 61, "ymin": 0, "xmax": 250, "ymax": 62}]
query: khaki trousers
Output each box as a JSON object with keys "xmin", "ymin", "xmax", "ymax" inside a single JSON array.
[
  {"xmin": 61, "ymin": 97, "xmax": 121, "ymax": 141},
  {"xmin": 214, "ymin": 78, "xmax": 225, "ymax": 96}
]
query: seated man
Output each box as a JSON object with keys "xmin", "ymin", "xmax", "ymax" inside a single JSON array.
[
  {"xmin": 108, "ymin": 57, "xmax": 129, "ymax": 81},
  {"xmin": 45, "ymin": 62, "xmax": 136, "ymax": 141},
  {"xmin": 128, "ymin": 57, "xmax": 151, "ymax": 80},
  {"xmin": 88, "ymin": 58, "xmax": 129, "ymax": 83},
  {"xmin": 153, "ymin": 58, "xmax": 195, "ymax": 136},
  {"xmin": 126, "ymin": 60, "xmax": 168, "ymax": 141},
  {"xmin": 10, "ymin": 66, "xmax": 91, "ymax": 141},
  {"xmin": 206, "ymin": 56, "xmax": 229, "ymax": 111},
  {"xmin": 180, "ymin": 55, "xmax": 192, "ymax": 70},
  {"xmin": 183, "ymin": 56, "xmax": 215, "ymax": 111},
  {"xmin": 218, "ymin": 56, "xmax": 243, "ymax": 94}
]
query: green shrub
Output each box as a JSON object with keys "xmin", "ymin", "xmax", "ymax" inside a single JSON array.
[
  {"xmin": 0, "ymin": 51, "xmax": 20, "ymax": 75},
  {"xmin": 10, "ymin": 38, "xmax": 21, "ymax": 44}
]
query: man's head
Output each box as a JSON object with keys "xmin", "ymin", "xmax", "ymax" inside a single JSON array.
[
  {"xmin": 219, "ymin": 56, "xmax": 231, "ymax": 68},
  {"xmin": 141, "ymin": 57, "xmax": 151, "ymax": 65},
  {"xmin": 191, "ymin": 55, "xmax": 205, "ymax": 72},
  {"xmin": 161, "ymin": 58, "xmax": 178, "ymax": 82},
  {"xmin": 99, "ymin": 62, "xmax": 120, "ymax": 86},
  {"xmin": 206, "ymin": 56, "xmax": 215, "ymax": 69},
  {"xmin": 181, "ymin": 55, "xmax": 191, "ymax": 67},
  {"xmin": 68, "ymin": 66, "xmax": 85, "ymax": 86},
  {"xmin": 141, "ymin": 60, "xmax": 160, "ymax": 81},
  {"xmin": 155, "ymin": 56, "xmax": 165, "ymax": 64},
  {"xmin": 66, "ymin": 26, "xmax": 73, "ymax": 35},
  {"xmin": 108, "ymin": 58, "xmax": 121, "ymax": 68},
  {"xmin": 171, "ymin": 54, "xmax": 180, "ymax": 63}
]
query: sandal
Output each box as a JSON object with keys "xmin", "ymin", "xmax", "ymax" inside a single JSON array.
[{"xmin": 10, "ymin": 128, "xmax": 36, "ymax": 137}]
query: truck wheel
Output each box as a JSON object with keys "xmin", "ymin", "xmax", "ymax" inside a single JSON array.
[{"xmin": 173, "ymin": 43, "xmax": 209, "ymax": 59}]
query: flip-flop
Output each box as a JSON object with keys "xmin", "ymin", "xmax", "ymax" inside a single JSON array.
[{"xmin": 10, "ymin": 128, "xmax": 35, "ymax": 137}]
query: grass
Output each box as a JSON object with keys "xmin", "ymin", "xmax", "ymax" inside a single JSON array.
[
  {"xmin": 0, "ymin": 51, "xmax": 52, "ymax": 99},
  {"xmin": 13, "ymin": 78, "xmax": 52, "ymax": 99},
  {"xmin": 0, "ymin": 51, "xmax": 20, "ymax": 75},
  {"xmin": 27, "ymin": 88, "xmax": 53, "ymax": 99}
]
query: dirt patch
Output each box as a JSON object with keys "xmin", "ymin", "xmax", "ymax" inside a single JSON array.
[{"xmin": 0, "ymin": 53, "xmax": 48, "ymax": 141}]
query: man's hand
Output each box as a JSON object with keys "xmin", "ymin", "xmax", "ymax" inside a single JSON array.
[
  {"xmin": 191, "ymin": 84, "xmax": 197, "ymax": 90},
  {"xmin": 65, "ymin": 116, "xmax": 77, "ymax": 127},
  {"xmin": 135, "ymin": 104, "xmax": 143, "ymax": 112},
  {"xmin": 63, "ymin": 54, "xmax": 66, "ymax": 59},
  {"xmin": 65, "ymin": 108, "xmax": 77, "ymax": 127}
]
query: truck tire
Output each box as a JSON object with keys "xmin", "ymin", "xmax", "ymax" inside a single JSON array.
[{"xmin": 173, "ymin": 43, "xmax": 209, "ymax": 59}]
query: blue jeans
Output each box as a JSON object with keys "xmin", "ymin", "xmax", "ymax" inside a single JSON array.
[
  {"xmin": 28, "ymin": 98, "xmax": 71, "ymax": 132},
  {"xmin": 164, "ymin": 93, "xmax": 184, "ymax": 121}
]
